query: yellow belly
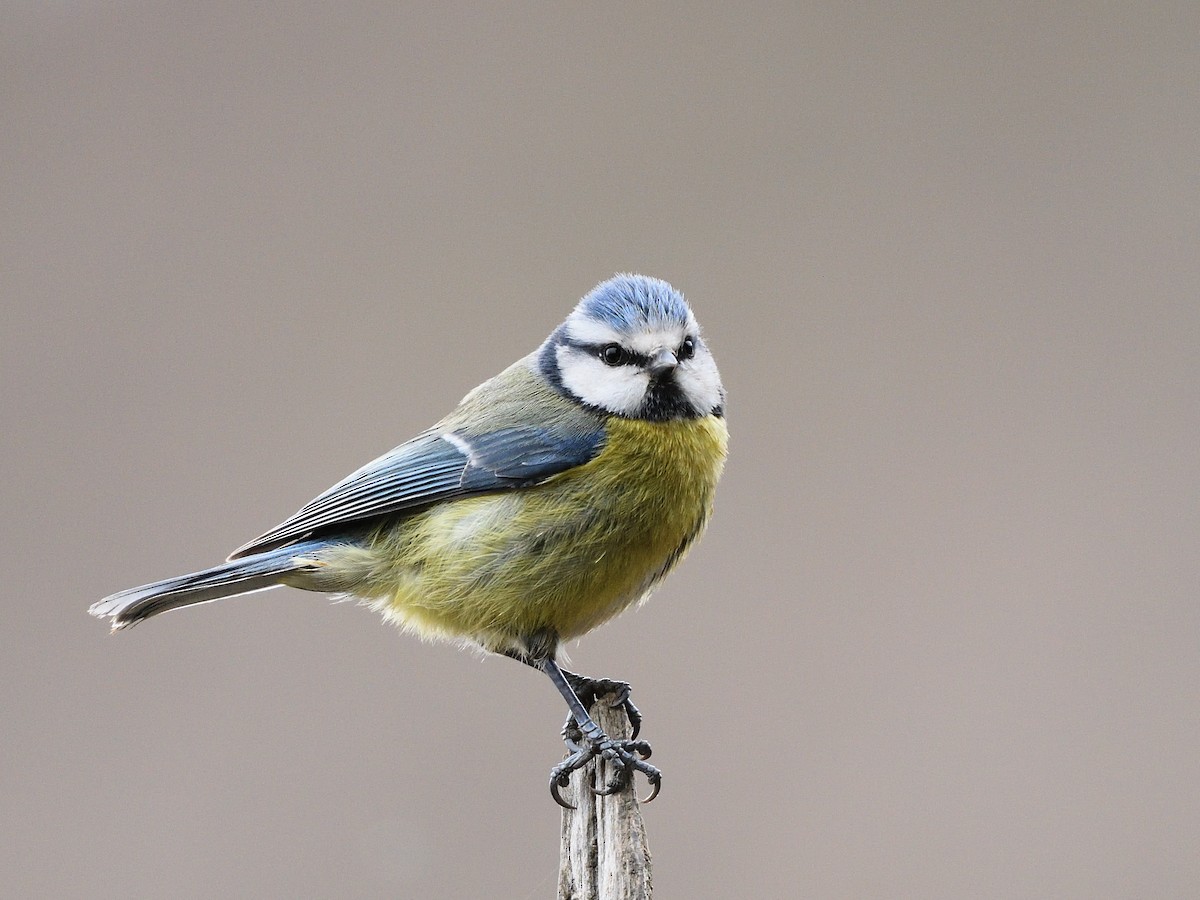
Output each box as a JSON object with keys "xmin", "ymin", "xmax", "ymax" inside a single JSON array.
[{"xmin": 332, "ymin": 414, "xmax": 727, "ymax": 652}]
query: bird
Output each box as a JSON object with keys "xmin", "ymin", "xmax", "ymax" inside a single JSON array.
[{"xmin": 90, "ymin": 274, "xmax": 727, "ymax": 807}]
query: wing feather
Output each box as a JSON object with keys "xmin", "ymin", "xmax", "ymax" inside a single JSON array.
[{"xmin": 228, "ymin": 425, "xmax": 604, "ymax": 559}]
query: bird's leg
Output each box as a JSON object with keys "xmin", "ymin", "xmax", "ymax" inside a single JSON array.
[
  {"xmin": 534, "ymin": 656, "xmax": 660, "ymax": 809},
  {"xmin": 500, "ymin": 645, "xmax": 660, "ymax": 808}
]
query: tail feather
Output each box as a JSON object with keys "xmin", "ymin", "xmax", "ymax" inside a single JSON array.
[{"xmin": 90, "ymin": 541, "xmax": 325, "ymax": 630}]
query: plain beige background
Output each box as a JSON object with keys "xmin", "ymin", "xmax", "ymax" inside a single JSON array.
[{"xmin": 4, "ymin": 3, "xmax": 1198, "ymax": 897}]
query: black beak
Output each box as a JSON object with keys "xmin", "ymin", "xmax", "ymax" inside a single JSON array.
[{"xmin": 647, "ymin": 348, "xmax": 678, "ymax": 379}]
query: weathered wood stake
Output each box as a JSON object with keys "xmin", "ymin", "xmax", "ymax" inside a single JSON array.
[{"xmin": 557, "ymin": 693, "xmax": 652, "ymax": 899}]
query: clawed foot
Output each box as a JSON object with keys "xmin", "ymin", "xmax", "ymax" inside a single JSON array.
[
  {"xmin": 550, "ymin": 723, "xmax": 661, "ymax": 809},
  {"xmin": 516, "ymin": 656, "xmax": 661, "ymax": 809},
  {"xmin": 560, "ymin": 672, "xmax": 643, "ymax": 740}
]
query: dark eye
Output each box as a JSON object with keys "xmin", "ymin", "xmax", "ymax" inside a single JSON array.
[
  {"xmin": 599, "ymin": 344, "xmax": 628, "ymax": 366},
  {"xmin": 678, "ymin": 337, "xmax": 696, "ymax": 360}
]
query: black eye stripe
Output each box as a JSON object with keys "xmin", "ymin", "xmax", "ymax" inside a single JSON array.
[
  {"xmin": 560, "ymin": 336, "xmax": 702, "ymax": 367},
  {"xmin": 563, "ymin": 339, "xmax": 651, "ymax": 367}
]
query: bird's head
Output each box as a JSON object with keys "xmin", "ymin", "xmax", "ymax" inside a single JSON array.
[{"xmin": 539, "ymin": 274, "xmax": 724, "ymax": 421}]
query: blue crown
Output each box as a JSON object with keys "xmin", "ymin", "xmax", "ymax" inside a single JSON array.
[{"xmin": 576, "ymin": 275, "xmax": 690, "ymax": 331}]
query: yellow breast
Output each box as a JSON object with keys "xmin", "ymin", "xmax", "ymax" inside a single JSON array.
[{"xmin": 346, "ymin": 414, "xmax": 728, "ymax": 652}]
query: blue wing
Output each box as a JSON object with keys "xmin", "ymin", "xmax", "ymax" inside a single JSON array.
[{"xmin": 227, "ymin": 425, "xmax": 605, "ymax": 559}]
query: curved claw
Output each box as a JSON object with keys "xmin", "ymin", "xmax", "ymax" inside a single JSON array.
[
  {"xmin": 626, "ymin": 709, "xmax": 642, "ymax": 741},
  {"xmin": 603, "ymin": 683, "xmax": 631, "ymax": 707},
  {"xmin": 596, "ymin": 683, "xmax": 642, "ymax": 741},
  {"xmin": 610, "ymin": 693, "xmax": 642, "ymax": 740},
  {"xmin": 589, "ymin": 758, "xmax": 660, "ymax": 803},
  {"xmin": 640, "ymin": 774, "xmax": 662, "ymax": 804},
  {"xmin": 550, "ymin": 773, "xmax": 575, "ymax": 810}
]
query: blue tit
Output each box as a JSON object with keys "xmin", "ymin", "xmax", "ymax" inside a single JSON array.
[{"xmin": 91, "ymin": 273, "xmax": 727, "ymax": 806}]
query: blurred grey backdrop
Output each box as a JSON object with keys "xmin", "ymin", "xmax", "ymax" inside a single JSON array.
[{"xmin": 3, "ymin": 2, "xmax": 1198, "ymax": 897}]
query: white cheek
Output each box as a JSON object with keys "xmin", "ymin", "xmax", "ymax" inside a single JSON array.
[
  {"xmin": 676, "ymin": 355, "xmax": 724, "ymax": 413},
  {"xmin": 556, "ymin": 347, "xmax": 647, "ymax": 415}
]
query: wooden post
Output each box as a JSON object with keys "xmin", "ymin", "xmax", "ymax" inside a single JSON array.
[{"xmin": 557, "ymin": 693, "xmax": 653, "ymax": 899}]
